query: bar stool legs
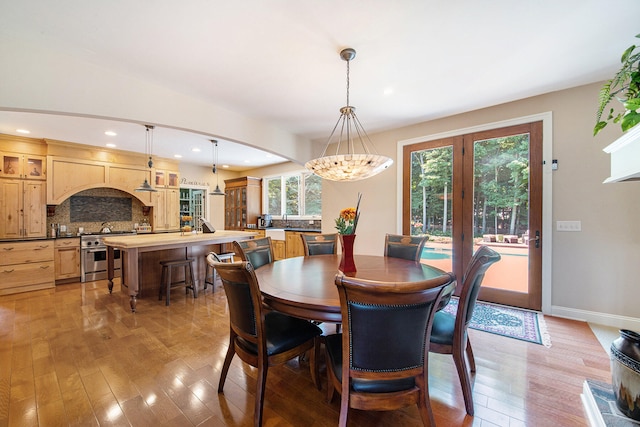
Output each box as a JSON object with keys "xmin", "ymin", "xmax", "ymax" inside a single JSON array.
[{"xmin": 159, "ymin": 258, "xmax": 196, "ymax": 306}]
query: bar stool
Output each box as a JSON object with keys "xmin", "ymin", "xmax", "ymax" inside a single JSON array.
[
  {"xmin": 159, "ymin": 258, "xmax": 197, "ymax": 306},
  {"xmin": 204, "ymin": 251, "xmax": 235, "ymax": 292}
]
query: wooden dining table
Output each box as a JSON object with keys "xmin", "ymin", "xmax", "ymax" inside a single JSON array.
[{"xmin": 255, "ymin": 254, "xmax": 455, "ymax": 323}]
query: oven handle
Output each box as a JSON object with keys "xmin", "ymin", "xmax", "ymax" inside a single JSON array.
[{"xmin": 86, "ymin": 248, "xmax": 107, "ymax": 253}]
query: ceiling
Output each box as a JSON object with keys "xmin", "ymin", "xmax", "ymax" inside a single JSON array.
[{"xmin": 1, "ymin": 0, "xmax": 639, "ymax": 170}]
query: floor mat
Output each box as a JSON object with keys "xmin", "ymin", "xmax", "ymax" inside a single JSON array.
[{"xmin": 442, "ymin": 297, "xmax": 551, "ymax": 347}]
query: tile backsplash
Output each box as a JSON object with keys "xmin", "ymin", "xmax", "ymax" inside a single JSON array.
[{"xmin": 47, "ymin": 188, "xmax": 148, "ymax": 235}]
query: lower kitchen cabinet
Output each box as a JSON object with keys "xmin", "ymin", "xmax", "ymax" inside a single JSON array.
[
  {"xmin": 273, "ymin": 240, "xmax": 286, "ymax": 260},
  {"xmin": 54, "ymin": 237, "xmax": 80, "ymax": 281},
  {"xmin": 285, "ymin": 231, "xmax": 305, "ymax": 258},
  {"xmin": 0, "ymin": 240, "xmax": 54, "ymax": 295}
]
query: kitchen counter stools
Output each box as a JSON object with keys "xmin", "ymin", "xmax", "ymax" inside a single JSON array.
[
  {"xmin": 159, "ymin": 258, "xmax": 197, "ymax": 306},
  {"xmin": 204, "ymin": 251, "xmax": 235, "ymax": 292}
]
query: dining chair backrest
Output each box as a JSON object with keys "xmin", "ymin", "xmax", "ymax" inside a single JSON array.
[
  {"xmin": 301, "ymin": 233, "xmax": 338, "ymax": 256},
  {"xmin": 233, "ymin": 237, "xmax": 274, "ymax": 269},
  {"xmin": 214, "ymin": 260, "xmax": 263, "ymax": 339},
  {"xmin": 384, "ymin": 233, "xmax": 428, "ymax": 262},
  {"xmin": 457, "ymin": 245, "xmax": 502, "ymax": 330},
  {"xmin": 326, "ymin": 271, "xmax": 456, "ymax": 426}
]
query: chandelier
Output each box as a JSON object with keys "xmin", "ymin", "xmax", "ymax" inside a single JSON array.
[
  {"xmin": 305, "ymin": 48, "xmax": 393, "ymax": 181},
  {"xmin": 209, "ymin": 139, "xmax": 225, "ymax": 196},
  {"xmin": 135, "ymin": 124, "xmax": 158, "ymax": 192}
]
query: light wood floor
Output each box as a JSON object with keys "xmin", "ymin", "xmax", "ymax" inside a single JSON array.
[{"xmin": 0, "ymin": 279, "xmax": 610, "ymax": 426}]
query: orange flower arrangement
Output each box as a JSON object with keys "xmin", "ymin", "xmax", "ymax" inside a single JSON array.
[{"xmin": 335, "ymin": 193, "xmax": 362, "ymax": 235}]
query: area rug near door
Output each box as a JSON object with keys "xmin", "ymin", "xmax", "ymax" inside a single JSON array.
[{"xmin": 442, "ymin": 298, "xmax": 552, "ymax": 347}]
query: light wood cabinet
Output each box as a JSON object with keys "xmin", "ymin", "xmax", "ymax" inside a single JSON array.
[
  {"xmin": 154, "ymin": 170, "xmax": 180, "ymax": 189},
  {"xmin": 0, "ymin": 152, "xmax": 46, "ymax": 180},
  {"xmin": 224, "ymin": 177, "xmax": 261, "ymax": 230},
  {"xmin": 273, "ymin": 240, "xmax": 286, "ymax": 260},
  {"xmin": 54, "ymin": 238, "xmax": 80, "ymax": 281},
  {"xmin": 47, "ymin": 156, "xmax": 154, "ymax": 206},
  {"xmin": 153, "ymin": 189, "xmax": 180, "ymax": 231},
  {"xmin": 285, "ymin": 231, "xmax": 305, "ymax": 258},
  {"xmin": 0, "ymin": 179, "xmax": 47, "ymax": 239},
  {"xmin": 0, "ymin": 240, "xmax": 54, "ymax": 295}
]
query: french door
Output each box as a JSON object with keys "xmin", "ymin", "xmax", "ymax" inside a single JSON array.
[{"xmin": 403, "ymin": 122, "xmax": 543, "ymax": 310}]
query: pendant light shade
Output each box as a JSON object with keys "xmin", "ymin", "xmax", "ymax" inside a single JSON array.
[
  {"xmin": 135, "ymin": 125, "xmax": 158, "ymax": 192},
  {"xmin": 305, "ymin": 48, "xmax": 393, "ymax": 181},
  {"xmin": 209, "ymin": 139, "xmax": 226, "ymax": 196}
]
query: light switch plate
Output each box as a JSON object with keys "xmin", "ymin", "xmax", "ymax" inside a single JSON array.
[{"xmin": 557, "ymin": 220, "xmax": 581, "ymax": 231}]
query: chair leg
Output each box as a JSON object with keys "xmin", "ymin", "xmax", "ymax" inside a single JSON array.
[
  {"xmin": 165, "ymin": 266, "xmax": 172, "ymax": 306},
  {"xmin": 310, "ymin": 336, "xmax": 321, "ymax": 390},
  {"xmin": 218, "ymin": 330, "xmax": 236, "ymax": 393},
  {"xmin": 466, "ymin": 338, "xmax": 476, "ymax": 373},
  {"xmin": 159, "ymin": 265, "xmax": 166, "ymax": 301},
  {"xmin": 338, "ymin": 389, "xmax": 349, "ymax": 427},
  {"xmin": 188, "ymin": 262, "xmax": 197, "ymax": 298},
  {"xmin": 416, "ymin": 375, "xmax": 435, "ymax": 427},
  {"xmin": 453, "ymin": 346, "xmax": 475, "ymax": 416},
  {"xmin": 254, "ymin": 358, "xmax": 269, "ymax": 427},
  {"xmin": 326, "ymin": 375, "xmax": 335, "ymax": 403}
]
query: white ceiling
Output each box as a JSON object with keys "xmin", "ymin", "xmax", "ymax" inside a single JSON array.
[{"xmin": 1, "ymin": 0, "xmax": 639, "ymax": 170}]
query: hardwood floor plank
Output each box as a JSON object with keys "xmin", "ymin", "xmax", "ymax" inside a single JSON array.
[{"xmin": 0, "ymin": 280, "xmax": 613, "ymax": 426}]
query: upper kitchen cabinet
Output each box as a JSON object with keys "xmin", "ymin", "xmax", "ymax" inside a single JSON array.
[
  {"xmin": 224, "ymin": 177, "xmax": 261, "ymax": 230},
  {"xmin": 0, "ymin": 152, "xmax": 46, "ymax": 180},
  {"xmin": 155, "ymin": 169, "xmax": 180, "ymax": 189}
]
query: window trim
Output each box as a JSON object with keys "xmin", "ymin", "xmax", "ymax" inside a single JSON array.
[{"xmin": 262, "ymin": 170, "xmax": 322, "ymax": 220}]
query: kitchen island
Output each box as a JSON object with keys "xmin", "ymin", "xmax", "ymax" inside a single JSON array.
[{"xmin": 102, "ymin": 230, "xmax": 257, "ymax": 312}]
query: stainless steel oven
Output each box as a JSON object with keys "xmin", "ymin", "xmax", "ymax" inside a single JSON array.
[{"xmin": 80, "ymin": 232, "xmax": 134, "ymax": 282}]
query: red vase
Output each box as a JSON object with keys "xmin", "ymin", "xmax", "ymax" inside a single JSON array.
[{"xmin": 339, "ymin": 234, "xmax": 357, "ymax": 274}]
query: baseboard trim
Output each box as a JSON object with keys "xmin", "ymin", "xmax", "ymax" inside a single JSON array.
[{"xmin": 551, "ymin": 305, "xmax": 640, "ymax": 330}]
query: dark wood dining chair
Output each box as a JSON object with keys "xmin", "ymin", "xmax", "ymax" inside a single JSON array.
[
  {"xmin": 233, "ymin": 236, "xmax": 275, "ymax": 269},
  {"xmin": 301, "ymin": 233, "xmax": 338, "ymax": 256},
  {"xmin": 384, "ymin": 233, "xmax": 429, "ymax": 262},
  {"xmin": 429, "ymin": 245, "xmax": 501, "ymax": 416},
  {"xmin": 325, "ymin": 271, "xmax": 456, "ymax": 427},
  {"xmin": 212, "ymin": 260, "xmax": 322, "ymax": 427}
]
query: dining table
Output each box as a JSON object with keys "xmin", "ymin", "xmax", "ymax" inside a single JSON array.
[{"xmin": 254, "ymin": 254, "xmax": 455, "ymax": 323}]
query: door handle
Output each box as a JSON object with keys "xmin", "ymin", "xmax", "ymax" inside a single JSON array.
[{"xmin": 527, "ymin": 230, "xmax": 540, "ymax": 248}]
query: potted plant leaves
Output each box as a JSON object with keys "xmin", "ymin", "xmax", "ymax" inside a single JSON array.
[{"xmin": 594, "ymin": 34, "xmax": 640, "ymax": 136}]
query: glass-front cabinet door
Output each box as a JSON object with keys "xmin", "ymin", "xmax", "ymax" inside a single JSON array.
[{"xmin": 0, "ymin": 153, "xmax": 46, "ymax": 180}]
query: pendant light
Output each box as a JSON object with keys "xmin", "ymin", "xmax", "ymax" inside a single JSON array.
[
  {"xmin": 305, "ymin": 48, "xmax": 393, "ymax": 181},
  {"xmin": 209, "ymin": 139, "xmax": 225, "ymax": 196},
  {"xmin": 135, "ymin": 124, "xmax": 158, "ymax": 192}
]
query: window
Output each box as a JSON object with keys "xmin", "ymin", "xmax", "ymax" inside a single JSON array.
[{"xmin": 264, "ymin": 172, "xmax": 322, "ymax": 218}]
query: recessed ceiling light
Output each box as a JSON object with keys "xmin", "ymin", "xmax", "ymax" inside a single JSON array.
[
  {"xmin": 105, "ymin": 131, "xmax": 117, "ymax": 136},
  {"xmin": 191, "ymin": 147, "xmax": 201, "ymax": 152},
  {"xmin": 174, "ymin": 154, "xmax": 182, "ymax": 158},
  {"xmin": 106, "ymin": 143, "xmax": 117, "ymax": 148},
  {"xmin": 222, "ymin": 165, "xmax": 229, "ymax": 168},
  {"xmin": 244, "ymin": 160, "xmax": 251, "ymax": 163},
  {"xmin": 16, "ymin": 129, "xmax": 30, "ymax": 134}
]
